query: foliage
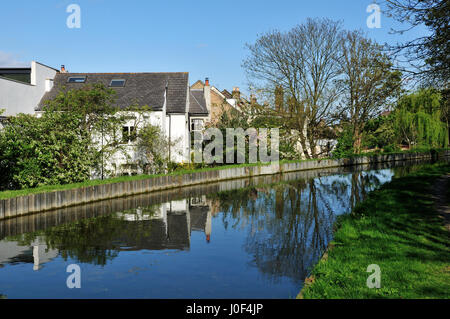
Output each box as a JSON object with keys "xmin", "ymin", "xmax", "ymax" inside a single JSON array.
[
  {"xmin": 0, "ymin": 113, "xmax": 93, "ymax": 189},
  {"xmin": 393, "ymin": 88, "xmax": 448, "ymax": 148},
  {"xmin": 0, "ymin": 84, "xmax": 126, "ymax": 190},
  {"xmin": 362, "ymin": 115, "xmax": 397, "ymax": 150},
  {"xmin": 135, "ymin": 123, "xmax": 177, "ymax": 174},
  {"xmin": 332, "ymin": 125, "xmax": 354, "ymax": 158},
  {"xmin": 336, "ymin": 30, "xmax": 402, "ymax": 153}
]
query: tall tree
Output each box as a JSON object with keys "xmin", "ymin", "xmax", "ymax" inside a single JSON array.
[
  {"xmin": 337, "ymin": 30, "xmax": 402, "ymax": 152},
  {"xmin": 243, "ymin": 18, "xmax": 343, "ymax": 159}
]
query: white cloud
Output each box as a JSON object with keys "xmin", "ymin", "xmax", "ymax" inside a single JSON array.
[{"xmin": 0, "ymin": 51, "xmax": 29, "ymax": 67}]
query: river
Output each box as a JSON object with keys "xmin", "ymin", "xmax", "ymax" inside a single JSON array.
[{"xmin": 0, "ymin": 159, "xmax": 440, "ymax": 298}]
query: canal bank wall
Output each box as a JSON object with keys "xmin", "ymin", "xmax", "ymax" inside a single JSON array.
[{"xmin": 0, "ymin": 151, "xmax": 448, "ymax": 220}]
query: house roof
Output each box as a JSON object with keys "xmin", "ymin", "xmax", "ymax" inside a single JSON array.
[
  {"xmin": 189, "ymin": 89, "xmax": 208, "ymax": 115},
  {"xmin": 37, "ymin": 72, "xmax": 189, "ymax": 113}
]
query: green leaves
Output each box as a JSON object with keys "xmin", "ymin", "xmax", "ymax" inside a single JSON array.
[
  {"xmin": 393, "ymin": 88, "xmax": 448, "ymax": 148},
  {"xmin": 0, "ymin": 84, "xmax": 123, "ymax": 190}
]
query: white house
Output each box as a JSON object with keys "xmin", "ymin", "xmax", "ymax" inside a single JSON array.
[
  {"xmin": 36, "ymin": 71, "xmax": 211, "ymax": 176},
  {"xmin": 0, "ymin": 61, "xmax": 213, "ymax": 175},
  {"xmin": 0, "ymin": 61, "xmax": 59, "ymax": 116}
]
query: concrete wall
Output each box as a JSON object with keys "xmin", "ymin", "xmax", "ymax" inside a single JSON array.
[
  {"xmin": 0, "ymin": 151, "xmax": 448, "ymax": 220},
  {"xmin": 0, "ymin": 159, "xmax": 425, "ymax": 241},
  {"xmin": 0, "ymin": 62, "xmax": 58, "ymax": 116}
]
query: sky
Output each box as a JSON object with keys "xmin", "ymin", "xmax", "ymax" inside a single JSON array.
[{"xmin": 0, "ymin": 0, "xmax": 428, "ymax": 96}]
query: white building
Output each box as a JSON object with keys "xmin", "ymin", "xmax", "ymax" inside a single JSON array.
[
  {"xmin": 36, "ymin": 70, "xmax": 210, "ymax": 175},
  {"xmin": 0, "ymin": 61, "xmax": 58, "ymax": 116},
  {"xmin": 0, "ymin": 62, "xmax": 212, "ymax": 175}
]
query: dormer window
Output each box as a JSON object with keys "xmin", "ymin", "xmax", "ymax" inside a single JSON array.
[
  {"xmin": 110, "ymin": 79, "xmax": 126, "ymax": 87},
  {"xmin": 67, "ymin": 76, "xmax": 86, "ymax": 83}
]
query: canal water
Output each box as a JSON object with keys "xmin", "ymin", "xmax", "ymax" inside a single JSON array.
[{"xmin": 0, "ymin": 160, "xmax": 438, "ymax": 298}]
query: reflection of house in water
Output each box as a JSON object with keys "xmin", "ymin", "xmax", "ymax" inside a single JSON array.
[
  {"xmin": 114, "ymin": 196, "xmax": 212, "ymax": 250},
  {"xmin": 0, "ymin": 197, "xmax": 213, "ymax": 268},
  {"xmin": 0, "ymin": 237, "xmax": 58, "ymax": 271},
  {"xmin": 189, "ymin": 196, "xmax": 212, "ymax": 243}
]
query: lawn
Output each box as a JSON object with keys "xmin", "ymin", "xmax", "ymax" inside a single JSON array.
[{"xmin": 299, "ymin": 162, "xmax": 450, "ymax": 299}]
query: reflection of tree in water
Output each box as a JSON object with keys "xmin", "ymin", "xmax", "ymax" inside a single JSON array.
[
  {"xmin": 211, "ymin": 169, "xmax": 396, "ymax": 284},
  {"xmin": 7, "ymin": 207, "xmax": 159, "ymax": 266}
]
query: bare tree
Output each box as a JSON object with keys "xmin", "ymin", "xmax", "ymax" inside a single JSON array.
[
  {"xmin": 383, "ymin": 0, "xmax": 449, "ymax": 86},
  {"xmin": 243, "ymin": 18, "xmax": 343, "ymax": 159},
  {"xmin": 336, "ymin": 30, "xmax": 402, "ymax": 152}
]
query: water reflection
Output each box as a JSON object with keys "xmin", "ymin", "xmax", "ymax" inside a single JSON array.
[
  {"xmin": 0, "ymin": 159, "xmax": 436, "ymax": 298},
  {"xmin": 212, "ymin": 169, "xmax": 395, "ymax": 285}
]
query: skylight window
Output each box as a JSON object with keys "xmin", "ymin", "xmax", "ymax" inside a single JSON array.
[
  {"xmin": 110, "ymin": 79, "xmax": 126, "ymax": 87},
  {"xmin": 67, "ymin": 76, "xmax": 86, "ymax": 83}
]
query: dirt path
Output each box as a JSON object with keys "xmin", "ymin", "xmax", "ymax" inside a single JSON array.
[{"xmin": 432, "ymin": 174, "xmax": 450, "ymax": 232}]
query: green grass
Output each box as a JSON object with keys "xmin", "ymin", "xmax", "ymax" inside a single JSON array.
[
  {"xmin": 0, "ymin": 148, "xmax": 447, "ymax": 201},
  {"xmin": 299, "ymin": 162, "xmax": 450, "ymax": 299},
  {"xmin": 0, "ymin": 157, "xmax": 350, "ymax": 200},
  {"xmin": 0, "ymin": 161, "xmax": 273, "ymax": 200}
]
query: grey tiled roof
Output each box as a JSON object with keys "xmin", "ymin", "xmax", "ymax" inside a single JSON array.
[
  {"xmin": 189, "ymin": 89, "xmax": 208, "ymax": 115},
  {"xmin": 37, "ymin": 72, "xmax": 189, "ymax": 113}
]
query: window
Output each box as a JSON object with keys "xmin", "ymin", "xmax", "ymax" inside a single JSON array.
[
  {"xmin": 67, "ymin": 76, "xmax": 86, "ymax": 83},
  {"xmin": 122, "ymin": 126, "xmax": 136, "ymax": 143},
  {"xmin": 191, "ymin": 119, "xmax": 204, "ymax": 131},
  {"xmin": 110, "ymin": 79, "xmax": 126, "ymax": 87}
]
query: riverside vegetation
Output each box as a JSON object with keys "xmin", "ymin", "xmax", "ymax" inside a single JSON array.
[{"xmin": 299, "ymin": 162, "xmax": 450, "ymax": 298}]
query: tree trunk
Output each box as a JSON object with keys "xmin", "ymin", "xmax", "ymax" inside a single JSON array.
[{"xmin": 353, "ymin": 126, "xmax": 362, "ymax": 153}]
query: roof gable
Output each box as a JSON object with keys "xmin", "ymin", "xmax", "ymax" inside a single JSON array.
[{"xmin": 189, "ymin": 90, "xmax": 208, "ymax": 115}]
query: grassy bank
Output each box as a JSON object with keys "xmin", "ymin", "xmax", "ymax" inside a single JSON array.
[
  {"xmin": 298, "ymin": 162, "xmax": 450, "ymax": 299},
  {"xmin": 0, "ymin": 149, "xmax": 446, "ymax": 201},
  {"xmin": 0, "ymin": 161, "xmax": 269, "ymax": 200}
]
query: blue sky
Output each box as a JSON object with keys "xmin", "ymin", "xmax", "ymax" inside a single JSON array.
[{"xmin": 1, "ymin": 0, "xmax": 427, "ymax": 96}]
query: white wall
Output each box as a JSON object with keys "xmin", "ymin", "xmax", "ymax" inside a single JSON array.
[
  {"xmin": 97, "ymin": 111, "xmax": 164, "ymax": 177},
  {"xmin": 167, "ymin": 114, "xmax": 190, "ymax": 163},
  {"xmin": 0, "ymin": 61, "xmax": 58, "ymax": 116}
]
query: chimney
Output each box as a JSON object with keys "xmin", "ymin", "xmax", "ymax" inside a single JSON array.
[
  {"xmin": 232, "ymin": 87, "xmax": 240, "ymax": 100},
  {"xmin": 45, "ymin": 78, "xmax": 53, "ymax": 92},
  {"xmin": 204, "ymin": 77, "xmax": 211, "ymax": 116},
  {"xmin": 60, "ymin": 65, "xmax": 67, "ymax": 73}
]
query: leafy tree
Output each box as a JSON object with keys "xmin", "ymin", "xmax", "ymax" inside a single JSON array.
[
  {"xmin": 332, "ymin": 125, "xmax": 355, "ymax": 158},
  {"xmin": 135, "ymin": 122, "xmax": 177, "ymax": 174},
  {"xmin": 337, "ymin": 30, "xmax": 402, "ymax": 153},
  {"xmin": 42, "ymin": 83, "xmax": 127, "ymax": 177},
  {"xmin": 0, "ymin": 112, "xmax": 93, "ymax": 189},
  {"xmin": 392, "ymin": 88, "xmax": 448, "ymax": 148},
  {"xmin": 0, "ymin": 84, "xmax": 127, "ymax": 190},
  {"xmin": 362, "ymin": 115, "xmax": 397, "ymax": 150}
]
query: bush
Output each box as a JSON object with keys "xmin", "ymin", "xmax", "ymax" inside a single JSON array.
[
  {"xmin": 382, "ymin": 144, "xmax": 400, "ymax": 153},
  {"xmin": 332, "ymin": 125, "xmax": 354, "ymax": 158}
]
